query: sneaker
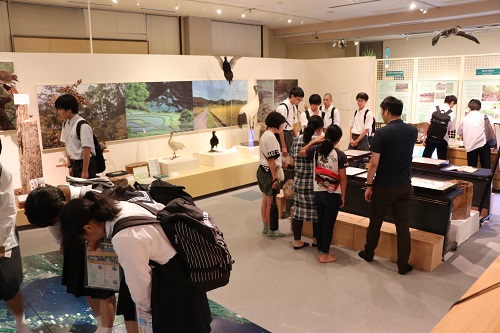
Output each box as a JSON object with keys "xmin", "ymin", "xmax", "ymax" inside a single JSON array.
[
  {"xmin": 358, "ymin": 250, "xmax": 373, "ymax": 262},
  {"xmin": 398, "ymin": 264, "xmax": 413, "ymax": 275},
  {"xmin": 267, "ymin": 230, "xmax": 286, "ymax": 237}
]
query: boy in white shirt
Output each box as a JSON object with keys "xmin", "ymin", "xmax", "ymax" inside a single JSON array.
[{"xmin": 348, "ymin": 92, "xmax": 372, "ymax": 150}]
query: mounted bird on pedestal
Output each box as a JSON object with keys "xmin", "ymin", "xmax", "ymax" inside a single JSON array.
[
  {"xmin": 209, "ymin": 131, "xmax": 219, "ymax": 152},
  {"xmin": 238, "ymin": 80, "xmax": 262, "ymax": 145},
  {"xmin": 432, "ymin": 27, "xmax": 480, "ymax": 46},
  {"xmin": 168, "ymin": 132, "xmax": 185, "ymax": 160},
  {"xmin": 215, "ymin": 56, "xmax": 241, "ymax": 84}
]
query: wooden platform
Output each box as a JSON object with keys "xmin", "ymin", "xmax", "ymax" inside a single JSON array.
[{"xmin": 300, "ymin": 211, "xmax": 444, "ymax": 272}]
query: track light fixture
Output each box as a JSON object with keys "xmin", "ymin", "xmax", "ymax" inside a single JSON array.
[
  {"xmin": 354, "ymin": 38, "xmax": 359, "ymax": 46},
  {"xmin": 410, "ymin": 2, "xmax": 416, "ymax": 10},
  {"xmin": 216, "ymin": 8, "xmax": 222, "ymax": 14},
  {"xmin": 339, "ymin": 40, "xmax": 347, "ymax": 49},
  {"xmin": 332, "ymin": 41, "xmax": 337, "ymax": 47},
  {"xmin": 175, "ymin": 2, "xmax": 179, "ymax": 10}
]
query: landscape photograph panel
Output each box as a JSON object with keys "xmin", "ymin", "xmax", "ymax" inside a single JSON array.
[
  {"xmin": 126, "ymin": 81, "xmax": 194, "ymax": 138},
  {"xmin": 192, "ymin": 80, "xmax": 247, "ymax": 130}
]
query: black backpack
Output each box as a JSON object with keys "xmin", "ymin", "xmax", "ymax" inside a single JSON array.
[
  {"xmin": 75, "ymin": 120, "xmax": 106, "ymax": 173},
  {"xmin": 112, "ymin": 198, "xmax": 233, "ymax": 292},
  {"xmin": 319, "ymin": 105, "xmax": 335, "ymax": 121},
  {"xmin": 427, "ymin": 107, "xmax": 452, "ymax": 143},
  {"xmin": 134, "ymin": 179, "xmax": 194, "ymax": 205},
  {"xmin": 305, "ymin": 110, "xmax": 325, "ymax": 120}
]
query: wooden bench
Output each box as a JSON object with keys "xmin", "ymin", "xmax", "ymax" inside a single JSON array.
[{"xmin": 300, "ymin": 211, "xmax": 444, "ymax": 271}]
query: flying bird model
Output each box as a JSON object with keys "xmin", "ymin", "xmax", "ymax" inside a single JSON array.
[
  {"xmin": 168, "ymin": 132, "xmax": 185, "ymax": 159},
  {"xmin": 238, "ymin": 81, "xmax": 262, "ymax": 130},
  {"xmin": 215, "ymin": 56, "xmax": 241, "ymax": 84},
  {"xmin": 432, "ymin": 27, "xmax": 480, "ymax": 46},
  {"xmin": 209, "ymin": 131, "xmax": 219, "ymax": 152}
]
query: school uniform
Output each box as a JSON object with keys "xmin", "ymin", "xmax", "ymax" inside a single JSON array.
[{"xmin": 348, "ymin": 107, "xmax": 373, "ymax": 150}]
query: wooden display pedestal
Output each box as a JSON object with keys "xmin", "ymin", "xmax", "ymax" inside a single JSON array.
[
  {"xmin": 159, "ymin": 156, "xmax": 200, "ymax": 177},
  {"xmin": 235, "ymin": 145, "xmax": 259, "ymax": 160},
  {"xmin": 193, "ymin": 149, "xmax": 240, "ymax": 168},
  {"xmin": 300, "ymin": 211, "xmax": 444, "ymax": 272}
]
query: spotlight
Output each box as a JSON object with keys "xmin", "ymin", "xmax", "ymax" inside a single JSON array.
[
  {"xmin": 288, "ymin": 19, "xmax": 292, "ymax": 23},
  {"xmin": 175, "ymin": 2, "xmax": 179, "ymax": 10},
  {"xmin": 301, "ymin": 19, "xmax": 304, "ymax": 25},
  {"xmin": 242, "ymin": 13, "xmax": 245, "ymax": 18},
  {"xmin": 136, "ymin": 0, "xmax": 140, "ymax": 5},
  {"xmin": 354, "ymin": 39, "xmax": 359, "ymax": 46},
  {"xmin": 339, "ymin": 40, "xmax": 347, "ymax": 49},
  {"xmin": 410, "ymin": 2, "xmax": 416, "ymax": 10},
  {"xmin": 216, "ymin": 8, "xmax": 222, "ymax": 14},
  {"xmin": 332, "ymin": 41, "xmax": 337, "ymax": 47},
  {"xmin": 112, "ymin": 0, "xmax": 117, "ymax": 3}
]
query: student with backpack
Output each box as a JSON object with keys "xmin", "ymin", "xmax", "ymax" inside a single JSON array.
[
  {"xmin": 299, "ymin": 125, "xmax": 348, "ymax": 263},
  {"xmin": 59, "ymin": 192, "xmax": 212, "ymax": 333},
  {"xmin": 348, "ymin": 92, "xmax": 373, "ymax": 150},
  {"xmin": 422, "ymin": 95, "xmax": 457, "ymax": 160},
  {"xmin": 319, "ymin": 93, "xmax": 340, "ymax": 129},
  {"xmin": 275, "ymin": 86, "xmax": 304, "ymax": 162},
  {"xmin": 299, "ymin": 94, "xmax": 324, "ymax": 131},
  {"xmin": 57, "ymin": 94, "xmax": 100, "ymax": 179}
]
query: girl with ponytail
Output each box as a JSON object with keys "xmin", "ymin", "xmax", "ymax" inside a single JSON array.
[
  {"xmin": 299, "ymin": 124, "xmax": 348, "ymax": 263},
  {"xmin": 289, "ymin": 115, "xmax": 324, "ymax": 249}
]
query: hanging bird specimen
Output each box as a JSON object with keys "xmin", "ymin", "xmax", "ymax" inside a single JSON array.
[
  {"xmin": 168, "ymin": 132, "xmax": 185, "ymax": 159},
  {"xmin": 209, "ymin": 131, "xmax": 219, "ymax": 152},
  {"xmin": 0, "ymin": 70, "xmax": 19, "ymax": 86},
  {"xmin": 238, "ymin": 81, "xmax": 262, "ymax": 130},
  {"xmin": 215, "ymin": 56, "xmax": 241, "ymax": 84},
  {"xmin": 432, "ymin": 27, "xmax": 480, "ymax": 46}
]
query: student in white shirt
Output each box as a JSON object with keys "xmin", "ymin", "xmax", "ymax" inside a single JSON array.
[
  {"xmin": 59, "ymin": 192, "xmax": 212, "ymax": 333},
  {"xmin": 320, "ymin": 93, "xmax": 340, "ymax": 128},
  {"xmin": 299, "ymin": 94, "xmax": 324, "ymax": 130},
  {"xmin": 275, "ymin": 86, "xmax": 304, "ymax": 161},
  {"xmin": 348, "ymin": 92, "xmax": 373, "ymax": 150},
  {"xmin": 457, "ymin": 99, "xmax": 492, "ymax": 168}
]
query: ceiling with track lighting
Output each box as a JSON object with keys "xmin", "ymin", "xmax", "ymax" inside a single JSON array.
[{"xmin": 8, "ymin": 0, "xmax": 500, "ymax": 43}]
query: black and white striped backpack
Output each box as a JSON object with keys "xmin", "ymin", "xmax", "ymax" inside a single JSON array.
[{"xmin": 112, "ymin": 198, "xmax": 232, "ymax": 292}]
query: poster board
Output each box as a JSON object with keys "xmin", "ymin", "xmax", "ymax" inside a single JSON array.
[{"xmin": 415, "ymin": 80, "xmax": 458, "ymax": 123}]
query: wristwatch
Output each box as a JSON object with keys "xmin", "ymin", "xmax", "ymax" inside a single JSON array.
[{"xmin": 365, "ymin": 182, "xmax": 373, "ymax": 187}]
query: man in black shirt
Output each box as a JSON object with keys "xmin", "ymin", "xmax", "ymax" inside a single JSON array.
[{"xmin": 358, "ymin": 96, "xmax": 418, "ymax": 275}]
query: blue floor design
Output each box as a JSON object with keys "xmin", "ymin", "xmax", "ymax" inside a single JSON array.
[
  {"xmin": 0, "ymin": 251, "xmax": 269, "ymax": 333},
  {"xmin": 232, "ymin": 190, "xmax": 262, "ymax": 202}
]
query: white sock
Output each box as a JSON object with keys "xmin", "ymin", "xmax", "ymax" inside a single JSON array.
[
  {"xmin": 100, "ymin": 327, "xmax": 113, "ymax": 333},
  {"xmin": 14, "ymin": 313, "xmax": 27, "ymax": 326}
]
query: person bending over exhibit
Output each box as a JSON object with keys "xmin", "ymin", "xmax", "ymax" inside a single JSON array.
[
  {"xmin": 422, "ymin": 95, "xmax": 457, "ymax": 160},
  {"xmin": 59, "ymin": 192, "xmax": 212, "ymax": 333},
  {"xmin": 299, "ymin": 94, "xmax": 324, "ymax": 131},
  {"xmin": 300, "ymin": 125, "xmax": 348, "ymax": 263},
  {"xmin": 24, "ymin": 185, "xmax": 119, "ymax": 333},
  {"xmin": 457, "ymin": 99, "xmax": 492, "ymax": 168},
  {"xmin": 0, "ymin": 140, "xmax": 31, "ymax": 333},
  {"xmin": 348, "ymin": 92, "xmax": 373, "ymax": 151},
  {"xmin": 257, "ymin": 111, "xmax": 287, "ymax": 237},
  {"xmin": 289, "ymin": 115, "xmax": 325, "ymax": 249},
  {"xmin": 56, "ymin": 94, "xmax": 98, "ymax": 179},
  {"xmin": 358, "ymin": 96, "xmax": 418, "ymax": 275}
]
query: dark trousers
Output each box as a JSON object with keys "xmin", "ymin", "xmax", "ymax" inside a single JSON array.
[
  {"xmin": 467, "ymin": 143, "xmax": 491, "ymax": 168},
  {"xmin": 314, "ymin": 191, "xmax": 341, "ymax": 254},
  {"xmin": 72, "ymin": 156, "xmax": 97, "ymax": 178},
  {"xmin": 423, "ymin": 139, "xmax": 448, "ymax": 159},
  {"xmin": 292, "ymin": 218, "xmax": 317, "ymax": 241},
  {"xmin": 364, "ymin": 184, "xmax": 413, "ymax": 268},
  {"xmin": 348, "ymin": 134, "xmax": 369, "ymax": 151}
]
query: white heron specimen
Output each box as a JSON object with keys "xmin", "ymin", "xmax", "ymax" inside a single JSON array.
[
  {"xmin": 238, "ymin": 80, "xmax": 262, "ymax": 131},
  {"xmin": 168, "ymin": 132, "xmax": 185, "ymax": 159}
]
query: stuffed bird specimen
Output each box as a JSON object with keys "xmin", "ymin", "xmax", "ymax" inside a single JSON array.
[
  {"xmin": 0, "ymin": 70, "xmax": 19, "ymax": 85},
  {"xmin": 215, "ymin": 56, "xmax": 241, "ymax": 84},
  {"xmin": 432, "ymin": 27, "xmax": 480, "ymax": 46},
  {"xmin": 168, "ymin": 132, "xmax": 185, "ymax": 160},
  {"xmin": 238, "ymin": 82, "xmax": 262, "ymax": 130},
  {"xmin": 209, "ymin": 131, "xmax": 219, "ymax": 152}
]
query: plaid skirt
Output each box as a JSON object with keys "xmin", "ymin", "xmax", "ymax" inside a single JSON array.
[{"xmin": 292, "ymin": 172, "xmax": 317, "ymax": 222}]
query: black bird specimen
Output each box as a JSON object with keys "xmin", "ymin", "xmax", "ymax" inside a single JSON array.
[
  {"xmin": 432, "ymin": 27, "xmax": 480, "ymax": 46},
  {"xmin": 210, "ymin": 130, "xmax": 219, "ymax": 152},
  {"xmin": 215, "ymin": 56, "xmax": 241, "ymax": 84}
]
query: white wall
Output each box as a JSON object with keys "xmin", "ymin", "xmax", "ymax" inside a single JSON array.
[
  {"xmin": 384, "ymin": 30, "xmax": 500, "ymax": 58},
  {"xmin": 0, "ymin": 52, "xmax": 310, "ymax": 189},
  {"xmin": 305, "ymin": 57, "xmax": 376, "ymax": 149}
]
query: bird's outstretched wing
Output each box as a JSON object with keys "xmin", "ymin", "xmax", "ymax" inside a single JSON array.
[
  {"xmin": 456, "ymin": 31, "xmax": 480, "ymax": 44},
  {"xmin": 214, "ymin": 56, "xmax": 224, "ymax": 70},
  {"xmin": 431, "ymin": 33, "xmax": 441, "ymax": 46},
  {"xmin": 229, "ymin": 56, "xmax": 241, "ymax": 69}
]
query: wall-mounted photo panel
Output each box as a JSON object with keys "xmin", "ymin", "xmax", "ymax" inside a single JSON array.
[
  {"xmin": 462, "ymin": 80, "xmax": 500, "ymax": 121},
  {"xmin": 376, "ymin": 80, "xmax": 412, "ymax": 122},
  {"xmin": 256, "ymin": 80, "xmax": 274, "ymax": 123},
  {"xmin": 415, "ymin": 80, "xmax": 458, "ymax": 123},
  {"xmin": 192, "ymin": 80, "xmax": 247, "ymax": 130},
  {"xmin": 37, "ymin": 83, "xmax": 127, "ymax": 150},
  {"xmin": 0, "ymin": 62, "xmax": 17, "ymax": 131},
  {"xmin": 274, "ymin": 79, "xmax": 299, "ymax": 110},
  {"xmin": 126, "ymin": 81, "xmax": 193, "ymax": 138}
]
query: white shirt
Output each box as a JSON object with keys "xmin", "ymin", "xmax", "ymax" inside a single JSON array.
[
  {"xmin": 276, "ymin": 99, "xmax": 297, "ymax": 131},
  {"xmin": 60, "ymin": 114, "xmax": 96, "ymax": 159},
  {"xmin": 348, "ymin": 107, "xmax": 373, "ymax": 134},
  {"xmin": 0, "ymin": 164, "xmax": 18, "ymax": 255},
  {"xmin": 426, "ymin": 104, "xmax": 456, "ymax": 142},
  {"xmin": 259, "ymin": 130, "xmax": 282, "ymax": 168},
  {"xmin": 299, "ymin": 109, "xmax": 323, "ymax": 127},
  {"xmin": 320, "ymin": 105, "xmax": 340, "ymax": 127},
  {"xmin": 457, "ymin": 110, "xmax": 489, "ymax": 152},
  {"xmin": 106, "ymin": 201, "xmax": 176, "ymax": 312}
]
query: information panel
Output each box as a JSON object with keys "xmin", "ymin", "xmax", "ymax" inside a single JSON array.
[
  {"xmin": 415, "ymin": 80, "xmax": 458, "ymax": 123},
  {"xmin": 376, "ymin": 80, "xmax": 412, "ymax": 122}
]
